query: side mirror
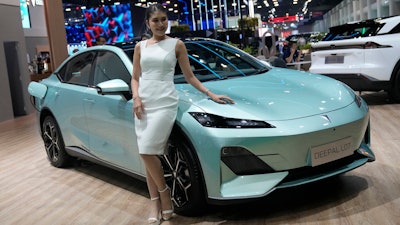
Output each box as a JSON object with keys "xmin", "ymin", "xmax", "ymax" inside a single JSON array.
[
  {"xmin": 28, "ymin": 81, "xmax": 48, "ymax": 99},
  {"xmin": 96, "ymin": 79, "xmax": 131, "ymax": 100}
]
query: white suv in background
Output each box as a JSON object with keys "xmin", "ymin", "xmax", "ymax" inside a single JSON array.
[{"xmin": 310, "ymin": 16, "xmax": 400, "ymax": 102}]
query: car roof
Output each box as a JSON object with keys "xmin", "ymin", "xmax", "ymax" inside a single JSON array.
[{"xmin": 329, "ymin": 15, "xmax": 400, "ymax": 35}]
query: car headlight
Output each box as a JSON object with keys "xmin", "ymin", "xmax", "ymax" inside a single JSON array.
[
  {"xmin": 355, "ymin": 94, "xmax": 362, "ymax": 107},
  {"xmin": 189, "ymin": 112, "xmax": 275, "ymax": 128},
  {"xmin": 341, "ymin": 83, "xmax": 362, "ymax": 108}
]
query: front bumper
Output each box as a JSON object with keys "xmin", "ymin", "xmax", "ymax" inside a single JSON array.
[{"xmin": 208, "ymin": 141, "xmax": 374, "ymax": 204}]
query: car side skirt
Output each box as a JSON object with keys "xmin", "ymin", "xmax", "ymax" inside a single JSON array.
[{"xmin": 65, "ymin": 146, "xmax": 146, "ymax": 182}]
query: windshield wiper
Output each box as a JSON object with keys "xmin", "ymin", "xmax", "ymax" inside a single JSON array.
[
  {"xmin": 253, "ymin": 67, "xmax": 270, "ymax": 75},
  {"xmin": 220, "ymin": 74, "xmax": 245, "ymax": 79}
]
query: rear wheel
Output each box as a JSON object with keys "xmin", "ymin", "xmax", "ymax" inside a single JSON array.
[
  {"xmin": 42, "ymin": 116, "xmax": 72, "ymax": 167},
  {"xmin": 390, "ymin": 69, "xmax": 400, "ymax": 102},
  {"xmin": 160, "ymin": 133, "xmax": 207, "ymax": 216}
]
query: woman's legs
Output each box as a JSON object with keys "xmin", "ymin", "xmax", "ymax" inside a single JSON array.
[
  {"xmin": 141, "ymin": 154, "xmax": 173, "ymax": 220},
  {"xmin": 145, "ymin": 167, "xmax": 161, "ymax": 224}
]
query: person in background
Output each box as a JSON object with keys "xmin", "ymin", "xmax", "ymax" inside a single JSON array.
[
  {"xmin": 283, "ymin": 41, "xmax": 301, "ymax": 63},
  {"xmin": 131, "ymin": 3, "xmax": 234, "ymax": 225},
  {"xmin": 95, "ymin": 36, "xmax": 106, "ymax": 45}
]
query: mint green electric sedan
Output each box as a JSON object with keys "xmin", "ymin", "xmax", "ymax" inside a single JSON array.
[{"xmin": 28, "ymin": 38, "xmax": 375, "ymax": 216}]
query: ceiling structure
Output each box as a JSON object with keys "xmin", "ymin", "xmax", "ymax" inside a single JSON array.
[
  {"xmin": 268, "ymin": 0, "xmax": 344, "ymax": 17},
  {"xmin": 61, "ymin": 0, "xmax": 344, "ymax": 25},
  {"xmin": 62, "ymin": 0, "xmax": 344, "ymax": 15},
  {"xmin": 255, "ymin": 0, "xmax": 344, "ymax": 25}
]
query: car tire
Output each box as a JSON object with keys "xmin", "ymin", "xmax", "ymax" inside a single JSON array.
[
  {"xmin": 160, "ymin": 132, "xmax": 207, "ymax": 217},
  {"xmin": 391, "ymin": 68, "xmax": 400, "ymax": 102},
  {"xmin": 42, "ymin": 116, "xmax": 72, "ymax": 168}
]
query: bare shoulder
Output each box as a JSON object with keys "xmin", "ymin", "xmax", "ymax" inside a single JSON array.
[
  {"xmin": 135, "ymin": 41, "xmax": 142, "ymax": 50},
  {"xmin": 133, "ymin": 41, "xmax": 142, "ymax": 57},
  {"xmin": 175, "ymin": 39, "xmax": 187, "ymax": 54},
  {"xmin": 175, "ymin": 39, "xmax": 185, "ymax": 48}
]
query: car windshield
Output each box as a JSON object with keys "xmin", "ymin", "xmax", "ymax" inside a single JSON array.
[
  {"xmin": 123, "ymin": 40, "xmax": 268, "ymax": 84},
  {"xmin": 323, "ymin": 20, "xmax": 384, "ymax": 41}
]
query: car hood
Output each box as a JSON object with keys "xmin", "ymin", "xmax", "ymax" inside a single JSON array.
[{"xmin": 176, "ymin": 68, "xmax": 355, "ymax": 121}]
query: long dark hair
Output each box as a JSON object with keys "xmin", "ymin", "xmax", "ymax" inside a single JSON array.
[{"xmin": 144, "ymin": 3, "xmax": 168, "ymax": 36}]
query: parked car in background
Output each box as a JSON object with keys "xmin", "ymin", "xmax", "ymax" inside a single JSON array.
[
  {"xmin": 28, "ymin": 38, "xmax": 375, "ymax": 216},
  {"xmin": 310, "ymin": 15, "xmax": 400, "ymax": 102},
  {"xmin": 285, "ymin": 32, "xmax": 326, "ymax": 44}
]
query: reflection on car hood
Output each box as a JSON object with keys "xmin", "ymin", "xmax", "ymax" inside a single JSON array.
[{"xmin": 176, "ymin": 68, "xmax": 355, "ymax": 121}]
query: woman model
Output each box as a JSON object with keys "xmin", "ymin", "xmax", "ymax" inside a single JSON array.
[{"xmin": 131, "ymin": 4, "xmax": 234, "ymax": 225}]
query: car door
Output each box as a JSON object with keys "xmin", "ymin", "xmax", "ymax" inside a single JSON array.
[
  {"xmin": 83, "ymin": 50, "xmax": 143, "ymax": 175},
  {"xmin": 53, "ymin": 51, "xmax": 95, "ymax": 150}
]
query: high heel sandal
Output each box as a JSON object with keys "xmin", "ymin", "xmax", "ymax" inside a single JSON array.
[
  {"xmin": 148, "ymin": 197, "xmax": 161, "ymax": 225},
  {"xmin": 158, "ymin": 186, "xmax": 174, "ymax": 221}
]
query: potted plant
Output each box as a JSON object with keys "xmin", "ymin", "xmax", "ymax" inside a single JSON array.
[{"xmin": 300, "ymin": 43, "xmax": 312, "ymax": 54}]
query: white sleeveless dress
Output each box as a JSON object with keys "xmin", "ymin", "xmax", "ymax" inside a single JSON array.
[{"xmin": 135, "ymin": 38, "xmax": 179, "ymax": 155}]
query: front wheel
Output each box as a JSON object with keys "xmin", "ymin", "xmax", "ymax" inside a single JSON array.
[
  {"xmin": 160, "ymin": 133, "xmax": 207, "ymax": 216},
  {"xmin": 41, "ymin": 116, "xmax": 72, "ymax": 167}
]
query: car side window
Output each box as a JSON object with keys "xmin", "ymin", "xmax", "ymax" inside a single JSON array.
[
  {"xmin": 389, "ymin": 23, "xmax": 400, "ymax": 34},
  {"xmin": 60, "ymin": 52, "xmax": 94, "ymax": 85},
  {"xmin": 93, "ymin": 51, "xmax": 131, "ymax": 86}
]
